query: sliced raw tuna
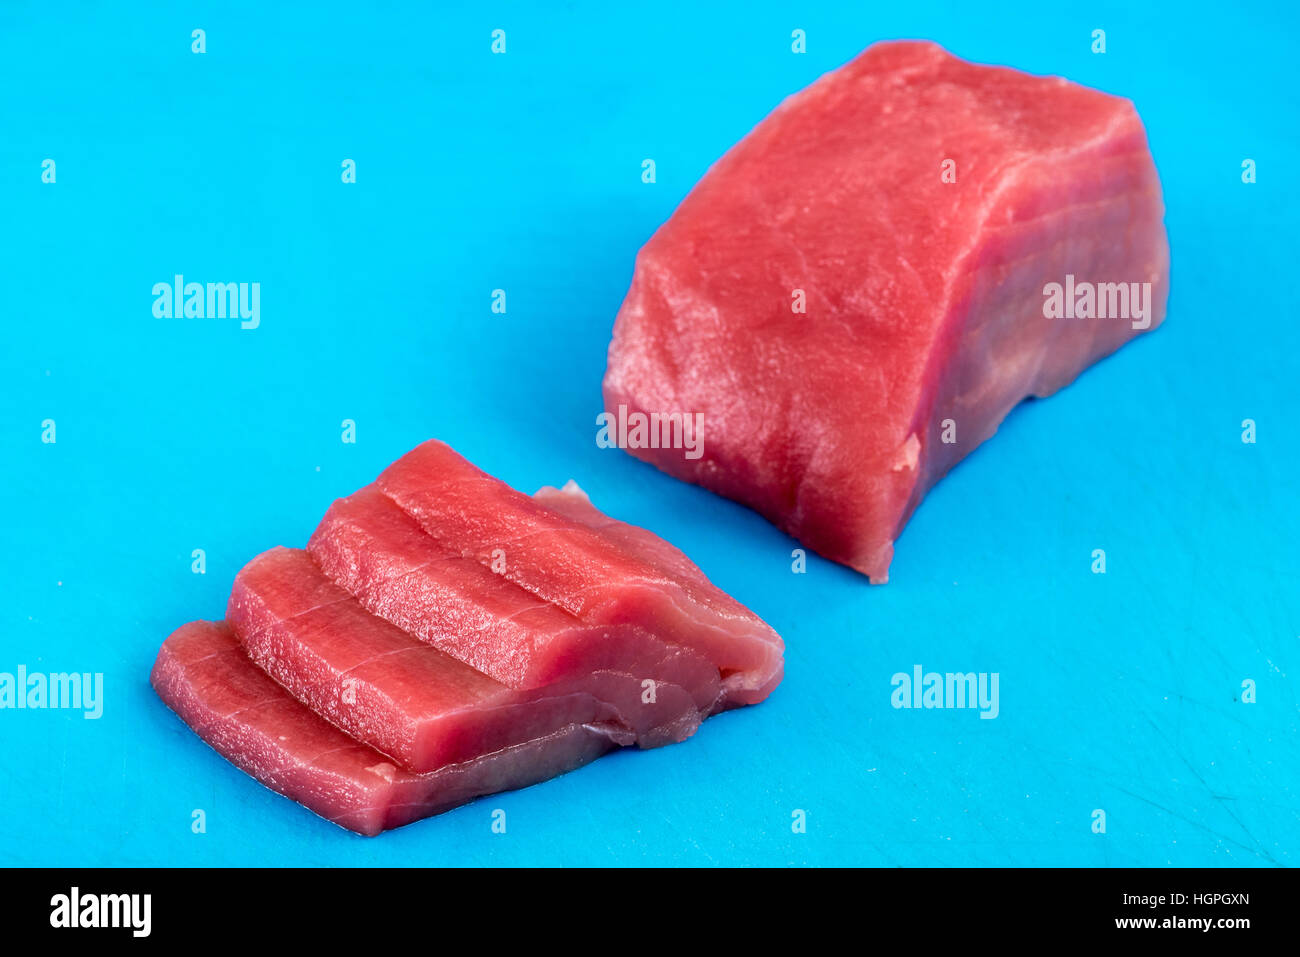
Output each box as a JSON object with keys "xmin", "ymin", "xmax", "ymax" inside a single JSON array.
[
  {"xmin": 150, "ymin": 621, "xmax": 614, "ymax": 836},
  {"xmin": 151, "ymin": 439, "xmax": 784, "ymax": 833},
  {"xmin": 227, "ymin": 547, "xmax": 635, "ymax": 770},
  {"xmin": 531, "ymin": 479, "xmax": 772, "ymax": 711},
  {"xmin": 536, "ymin": 479, "xmax": 735, "ymax": 590},
  {"xmin": 307, "ymin": 486, "xmax": 722, "ymax": 737},
  {"xmin": 375, "ymin": 440, "xmax": 783, "ymax": 705},
  {"xmin": 601, "ymin": 40, "xmax": 1170, "ymax": 582}
]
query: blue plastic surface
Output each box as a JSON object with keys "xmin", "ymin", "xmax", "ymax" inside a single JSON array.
[{"xmin": 1, "ymin": 2, "xmax": 1296, "ymax": 866}]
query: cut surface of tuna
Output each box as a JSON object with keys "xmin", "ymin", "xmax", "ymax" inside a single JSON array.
[
  {"xmin": 601, "ymin": 40, "xmax": 1170, "ymax": 582},
  {"xmin": 375, "ymin": 440, "xmax": 784, "ymax": 705},
  {"xmin": 150, "ymin": 621, "xmax": 614, "ymax": 836},
  {"xmin": 227, "ymin": 547, "xmax": 636, "ymax": 770},
  {"xmin": 307, "ymin": 486, "xmax": 722, "ymax": 737}
]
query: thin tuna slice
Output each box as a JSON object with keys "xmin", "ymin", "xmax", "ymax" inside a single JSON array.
[
  {"xmin": 308, "ymin": 487, "xmax": 721, "ymax": 739},
  {"xmin": 536, "ymin": 479, "xmax": 737, "ymax": 588},
  {"xmin": 375, "ymin": 440, "xmax": 783, "ymax": 705},
  {"xmin": 601, "ymin": 40, "xmax": 1170, "ymax": 582},
  {"xmin": 532, "ymin": 479, "xmax": 773, "ymax": 710},
  {"xmin": 228, "ymin": 547, "xmax": 636, "ymax": 770},
  {"xmin": 151, "ymin": 621, "xmax": 614, "ymax": 836}
]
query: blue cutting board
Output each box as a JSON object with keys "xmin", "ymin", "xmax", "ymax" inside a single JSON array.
[{"xmin": 1, "ymin": 0, "xmax": 1295, "ymax": 866}]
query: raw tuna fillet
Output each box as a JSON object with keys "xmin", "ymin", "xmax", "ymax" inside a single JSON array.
[
  {"xmin": 375, "ymin": 440, "xmax": 783, "ymax": 705},
  {"xmin": 228, "ymin": 547, "xmax": 633, "ymax": 770},
  {"xmin": 308, "ymin": 486, "xmax": 722, "ymax": 740},
  {"xmin": 150, "ymin": 621, "xmax": 614, "ymax": 836},
  {"xmin": 601, "ymin": 40, "xmax": 1170, "ymax": 582}
]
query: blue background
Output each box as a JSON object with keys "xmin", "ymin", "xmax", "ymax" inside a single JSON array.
[{"xmin": 2, "ymin": 1, "xmax": 1296, "ymax": 866}]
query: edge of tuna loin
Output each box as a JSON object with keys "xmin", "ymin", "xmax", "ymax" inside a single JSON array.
[
  {"xmin": 601, "ymin": 40, "xmax": 1170, "ymax": 582},
  {"xmin": 151, "ymin": 621, "xmax": 614, "ymax": 836}
]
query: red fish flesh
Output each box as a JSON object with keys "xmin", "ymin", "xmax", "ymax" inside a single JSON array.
[
  {"xmin": 151, "ymin": 621, "xmax": 615, "ymax": 837},
  {"xmin": 602, "ymin": 40, "xmax": 1170, "ymax": 582},
  {"xmin": 228, "ymin": 547, "xmax": 634, "ymax": 770},
  {"xmin": 151, "ymin": 443, "xmax": 783, "ymax": 834},
  {"xmin": 377, "ymin": 440, "xmax": 783, "ymax": 704}
]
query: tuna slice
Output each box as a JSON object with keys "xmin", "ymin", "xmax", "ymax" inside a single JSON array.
[
  {"xmin": 375, "ymin": 440, "xmax": 783, "ymax": 705},
  {"xmin": 307, "ymin": 486, "xmax": 722, "ymax": 738},
  {"xmin": 601, "ymin": 40, "xmax": 1170, "ymax": 582},
  {"xmin": 150, "ymin": 621, "xmax": 614, "ymax": 836},
  {"xmin": 227, "ymin": 547, "xmax": 636, "ymax": 770}
]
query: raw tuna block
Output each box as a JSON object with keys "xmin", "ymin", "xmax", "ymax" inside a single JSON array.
[
  {"xmin": 375, "ymin": 440, "xmax": 784, "ymax": 705},
  {"xmin": 601, "ymin": 40, "xmax": 1170, "ymax": 582},
  {"xmin": 150, "ymin": 621, "xmax": 614, "ymax": 836},
  {"xmin": 228, "ymin": 547, "xmax": 632, "ymax": 770}
]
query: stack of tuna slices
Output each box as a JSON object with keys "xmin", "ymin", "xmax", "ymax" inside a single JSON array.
[{"xmin": 151, "ymin": 441, "xmax": 784, "ymax": 835}]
